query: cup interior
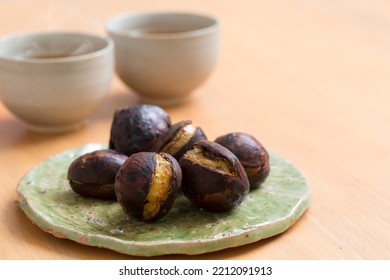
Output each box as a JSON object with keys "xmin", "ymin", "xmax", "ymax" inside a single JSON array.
[
  {"xmin": 0, "ymin": 32, "xmax": 111, "ymax": 61},
  {"xmin": 106, "ymin": 12, "xmax": 219, "ymax": 37}
]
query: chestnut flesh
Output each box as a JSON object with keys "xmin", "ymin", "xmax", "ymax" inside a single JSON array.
[
  {"xmin": 179, "ymin": 140, "xmax": 249, "ymax": 212},
  {"xmin": 67, "ymin": 149, "xmax": 128, "ymax": 199},
  {"xmin": 115, "ymin": 152, "xmax": 182, "ymax": 222},
  {"xmin": 109, "ymin": 104, "xmax": 171, "ymax": 156},
  {"xmin": 215, "ymin": 132, "xmax": 270, "ymax": 189},
  {"xmin": 151, "ymin": 120, "xmax": 207, "ymax": 160}
]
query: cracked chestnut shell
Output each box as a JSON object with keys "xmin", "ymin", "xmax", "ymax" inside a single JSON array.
[
  {"xmin": 109, "ymin": 104, "xmax": 171, "ymax": 156},
  {"xmin": 215, "ymin": 132, "xmax": 270, "ymax": 189},
  {"xmin": 151, "ymin": 120, "xmax": 207, "ymax": 160},
  {"xmin": 114, "ymin": 152, "xmax": 182, "ymax": 222},
  {"xmin": 67, "ymin": 149, "xmax": 128, "ymax": 199},
  {"xmin": 179, "ymin": 140, "xmax": 249, "ymax": 212}
]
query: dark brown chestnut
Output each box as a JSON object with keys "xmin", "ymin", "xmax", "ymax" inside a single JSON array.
[
  {"xmin": 67, "ymin": 149, "xmax": 128, "ymax": 199},
  {"xmin": 151, "ymin": 120, "xmax": 207, "ymax": 160},
  {"xmin": 109, "ymin": 104, "xmax": 171, "ymax": 156},
  {"xmin": 215, "ymin": 132, "xmax": 270, "ymax": 189},
  {"xmin": 115, "ymin": 152, "xmax": 182, "ymax": 222},
  {"xmin": 179, "ymin": 140, "xmax": 249, "ymax": 212}
]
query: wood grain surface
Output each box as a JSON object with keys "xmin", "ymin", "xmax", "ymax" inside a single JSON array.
[{"xmin": 1, "ymin": 0, "xmax": 389, "ymax": 259}]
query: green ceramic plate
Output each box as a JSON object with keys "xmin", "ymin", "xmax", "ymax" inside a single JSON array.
[{"xmin": 17, "ymin": 143, "xmax": 310, "ymax": 257}]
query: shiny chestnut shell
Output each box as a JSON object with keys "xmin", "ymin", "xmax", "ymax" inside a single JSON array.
[
  {"xmin": 114, "ymin": 152, "xmax": 182, "ymax": 222},
  {"xmin": 179, "ymin": 140, "xmax": 249, "ymax": 212},
  {"xmin": 109, "ymin": 104, "xmax": 171, "ymax": 156},
  {"xmin": 151, "ymin": 120, "xmax": 207, "ymax": 160},
  {"xmin": 215, "ymin": 132, "xmax": 270, "ymax": 189},
  {"xmin": 67, "ymin": 149, "xmax": 128, "ymax": 199}
]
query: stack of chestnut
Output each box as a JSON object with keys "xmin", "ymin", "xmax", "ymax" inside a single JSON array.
[{"xmin": 67, "ymin": 105, "xmax": 270, "ymax": 222}]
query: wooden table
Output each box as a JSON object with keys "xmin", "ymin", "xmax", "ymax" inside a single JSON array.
[{"xmin": 1, "ymin": 0, "xmax": 389, "ymax": 260}]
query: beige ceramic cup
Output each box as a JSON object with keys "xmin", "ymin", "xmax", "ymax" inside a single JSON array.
[
  {"xmin": 0, "ymin": 31, "xmax": 114, "ymax": 133},
  {"xmin": 106, "ymin": 11, "xmax": 220, "ymax": 106}
]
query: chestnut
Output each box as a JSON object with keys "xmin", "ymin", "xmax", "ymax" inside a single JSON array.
[
  {"xmin": 109, "ymin": 104, "xmax": 171, "ymax": 156},
  {"xmin": 67, "ymin": 149, "xmax": 128, "ymax": 199},
  {"xmin": 179, "ymin": 140, "xmax": 249, "ymax": 212},
  {"xmin": 151, "ymin": 120, "xmax": 207, "ymax": 160},
  {"xmin": 115, "ymin": 152, "xmax": 182, "ymax": 222},
  {"xmin": 215, "ymin": 132, "xmax": 270, "ymax": 189}
]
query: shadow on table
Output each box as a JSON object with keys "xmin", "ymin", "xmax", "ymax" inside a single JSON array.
[{"xmin": 0, "ymin": 89, "xmax": 138, "ymax": 151}]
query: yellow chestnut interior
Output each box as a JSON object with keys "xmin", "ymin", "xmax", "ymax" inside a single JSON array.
[
  {"xmin": 161, "ymin": 124, "xmax": 196, "ymax": 155},
  {"xmin": 183, "ymin": 146, "xmax": 234, "ymax": 175},
  {"xmin": 143, "ymin": 154, "xmax": 172, "ymax": 220},
  {"xmin": 245, "ymin": 166, "xmax": 261, "ymax": 178}
]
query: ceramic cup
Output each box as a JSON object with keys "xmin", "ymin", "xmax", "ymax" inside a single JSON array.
[
  {"xmin": 0, "ymin": 31, "xmax": 114, "ymax": 133},
  {"xmin": 106, "ymin": 11, "xmax": 220, "ymax": 106}
]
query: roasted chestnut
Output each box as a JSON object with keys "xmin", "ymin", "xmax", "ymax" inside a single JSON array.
[
  {"xmin": 215, "ymin": 132, "xmax": 270, "ymax": 189},
  {"xmin": 67, "ymin": 149, "xmax": 128, "ymax": 199},
  {"xmin": 109, "ymin": 104, "xmax": 171, "ymax": 156},
  {"xmin": 179, "ymin": 140, "xmax": 249, "ymax": 212},
  {"xmin": 151, "ymin": 120, "xmax": 207, "ymax": 160},
  {"xmin": 115, "ymin": 152, "xmax": 182, "ymax": 222}
]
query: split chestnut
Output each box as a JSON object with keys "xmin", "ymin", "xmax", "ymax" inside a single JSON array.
[
  {"xmin": 215, "ymin": 132, "xmax": 270, "ymax": 189},
  {"xmin": 179, "ymin": 140, "xmax": 250, "ymax": 212},
  {"xmin": 114, "ymin": 152, "xmax": 182, "ymax": 222},
  {"xmin": 151, "ymin": 120, "xmax": 207, "ymax": 160}
]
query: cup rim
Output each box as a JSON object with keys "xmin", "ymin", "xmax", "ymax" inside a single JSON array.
[
  {"xmin": 105, "ymin": 11, "xmax": 220, "ymax": 39},
  {"xmin": 0, "ymin": 31, "xmax": 114, "ymax": 63}
]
